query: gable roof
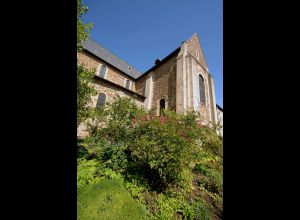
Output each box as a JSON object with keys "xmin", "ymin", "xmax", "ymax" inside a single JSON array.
[
  {"xmin": 82, "ymin": 33, "xmax": 212, "ymax": 81},
  {"xmin": 82, "ymin": 38, "xmax": 143, "ymax": 79}
]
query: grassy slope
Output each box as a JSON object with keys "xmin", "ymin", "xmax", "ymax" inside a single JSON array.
[{"xmin": 77, "ymin": 179, "xmax": 149, "ymax": 220}]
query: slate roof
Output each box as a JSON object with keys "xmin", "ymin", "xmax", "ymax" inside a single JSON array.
[{"xmin": 82, "ymin": 38, "xmax": 143, "ymax": 79}]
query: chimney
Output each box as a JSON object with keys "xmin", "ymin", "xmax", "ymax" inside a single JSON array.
[{"xmin": 155, "ymin": 58, "xmax": 161, "ymax": 65}]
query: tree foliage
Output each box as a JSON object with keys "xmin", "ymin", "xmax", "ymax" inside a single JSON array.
[
  {"xmin": 77, "ymin": 65, "xmax": 96, "ymax": 124},
  {"xmin": 78, "ymin": 96, "xmax": 223, "ymax": 219},
  {"xmin": 77, "ymin": 0, "xmax": 96, "ymax": 125},
  {"xmin": 77, "ymin": 0, "xmax": 93, "ymax": 51}
]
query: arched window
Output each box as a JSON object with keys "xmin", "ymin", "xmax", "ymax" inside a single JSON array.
[
  {"xmin": 199, "ymin": 75, "xmax": 206, "ymax": 105},
  {"xmin": 99, "ymin": 65, "xmax": 107, "ymax": 78},
  {"xmin": 159, "ymin": 99, "xmax": 165, "ymax": 116},
  {"xmin": 96, "ymin": 93, "xmax": 106, "ymax": 108},
  {"xmin": 125, "ymin": 79, "xmax": 131, "ymax": 89}
]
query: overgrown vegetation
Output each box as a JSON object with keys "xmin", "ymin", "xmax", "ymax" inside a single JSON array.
[
  {"xmin": 77, "ymin": 0, "xmax": 96, "ymax": 126},
  {"xmin": 77, "ymin": 0, "xmax": 93, "ymax": 51},
  {"xmin": 77, "ymin": 97, "xmax": 223, "ymax": 220},
  {"xmin": 78, "ymin": 179, "xmax": 149, "ymax": 220},
  {"xmin": 77, "ymin": 1, "xmax": 222, "ymax": 219}
]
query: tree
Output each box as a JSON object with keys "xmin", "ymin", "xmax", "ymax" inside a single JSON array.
[
  {"xmin": 77, "ymin": 0, "xmax": 96, "ymax": 126},
  {"xmin": 77, "ymin": 65, "xmax": 97, "ymax": 125},
  {"xmin": 77, "ymin": 0, "xmax": 93, "ymax": 51}
]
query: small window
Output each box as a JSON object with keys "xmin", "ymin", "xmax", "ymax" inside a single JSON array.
[
  {"xmin": 96, "ymin": 93, "xmax": 106, "ymax": 108},
  {"xmin": 159, "ymin": 99, "xmax": 165, "ymax": 116},
  {"xmin": 125, "ymin": 79, "xmax": 131, "ymax": 89},
  {"xmin": 99, "ymin": 65, "xmax": 107, "ymax": 78},
  {"xmin": 199, "ymin": 75, "xmax": 206, "ymax": 104}
]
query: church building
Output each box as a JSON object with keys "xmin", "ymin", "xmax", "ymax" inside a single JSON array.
[{"xmin": 77, "ymin": 33, "xmax": 220, "ymax": 130}]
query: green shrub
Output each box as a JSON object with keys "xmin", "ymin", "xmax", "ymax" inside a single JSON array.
[
  {"xmin": 195, "ymin": 155, "xmax": 223, "ymax": 196},
  {"xmin": 77, "ymin": 96, "xmax": 223, "ymax": 219},
  {"xmin": 191, "ymin": 198, "xmax": 212, "ymax": 220},
  {"xmin": 179, "ymin": 202, "xmax": 195, "ymax": 220},
  {"xmin": 130, "ymin": 119, "xmax": 192, "ymax": 189},
  {"xmin": 77, "ymin": 64, "xmax": 97, "ymax": 125},
  {"xmin": 124, "ymin": 180, "xmax": 145, "ymax": 202},
  {"xmin": 197, "ymin": 125, "xmax": 223, "ymax": 157},
  {"xmin": 77, "ymin": 158, "xmax": 102, "ymax": 188},
  {"xmin": 205, "ymin": 170, "xmax": 222, "ymax": 195},
  {"xmin": 77, "ymin": 158, "xmax": 124, "ymax": 189},
  {"xmin": 153, "ymin": 194, "xmax": 179, "ymax": 220},
  {"xmin": 77, "ymin": 145, "xmax": 89, "ymax": 159}
]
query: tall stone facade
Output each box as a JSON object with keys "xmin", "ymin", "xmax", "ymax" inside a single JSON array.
[
  {"xmin": 77, "ymin": 33, "xmax": 220, "ymax": 136},
  {"xmin": 175, "ymin": 33, "xmax": 217, "ymax": 125}
]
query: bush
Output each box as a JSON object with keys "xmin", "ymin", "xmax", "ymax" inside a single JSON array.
[
  {"xmin": 77, "ymin": 158, "xmax": 102, "ymax": 188},
  {"xmin": 130, "ymin": 119, "xmax": 192, "ymax": 189},
  {"xmin": 153, "ymin": 194, "xmax": 179, "ymax": 219},
  {"xmin": 77, "ymin": 158, "xmax": 125, "ymax": 189},
  {"xmin": 77, "ymin": 96, "xmax": 223, "ymax": 219},
  {"xmin": 191, "ymin": 198, "xmax": 212, "ymax": 220},
  {"xmin": 195, "ymin": 152, "xmax": 223, "ymax": 196},
  {"xmin": 179, "ymin": 202, "xmax": 195, "ymax": 220},
  {"xmin": 77, "ymin": 64, "xmax": 97, "ymax": 125}
]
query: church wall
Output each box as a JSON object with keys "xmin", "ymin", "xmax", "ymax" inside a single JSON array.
[
  {"xmin": 91, "ymin": 79, "xmax": 145, "ymax": 108},
  {"xmin": 185, "ymin": 35, "xmax": 215, "ymax": 125},
  {"xmin": 77, "ymin": 34, "xmax": 219, "ymax": 127},
  {"xmin": 77, "ymin": 51, "xmax": 136, "ymax": 91},
  {"xmin": 77, "ymin": 79, "xmax": 145, "ymax": 138},
  {"xmin": 150, "ymin": 54, "xmax": 177, "ymax": 114},
  {"xmin": 135, "ymin": 75, "xmax": 147, "ymax": 96}
]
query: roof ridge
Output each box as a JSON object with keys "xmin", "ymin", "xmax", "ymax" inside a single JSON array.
[
  {"xmin": 82, "ymin": 38, "xmax": 143, "ymax": 79},
  {"xmin": 88, "ymin": 38, "xmax": 142, "ymax": 72}
]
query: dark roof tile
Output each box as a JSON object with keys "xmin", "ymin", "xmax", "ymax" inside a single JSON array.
[{"xmin": 82, "ymin": 38, "xmax": 142, "ymax": 79}]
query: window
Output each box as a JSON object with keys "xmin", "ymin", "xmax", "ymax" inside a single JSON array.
[
  {"xmin": 125, "ymin": 79, "xmax": 131, "ymax": 89},
  {"xmin": 159, "ymin": 99, "xmax": 165, "ymax": 116},
  {"xmin": 199, "ymin": 75, "xmax": 206, "ymax": 104},
  {"xmin": 99, "ymin": 65, "xmax": 107, "ymax": 78},
  {"xmin": 96, "ymin": 93, "xmax": 106, "ymax": 108}
]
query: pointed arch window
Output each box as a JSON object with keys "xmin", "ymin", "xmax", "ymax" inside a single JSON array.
[{"xmin": 199, "ymin": 75, "xmax": 206, "ymax": 105}]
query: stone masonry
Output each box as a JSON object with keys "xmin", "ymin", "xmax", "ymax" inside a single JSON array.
[{"xmin": 77, "ymin": 33, "xmax": 220, "ymax": 136}]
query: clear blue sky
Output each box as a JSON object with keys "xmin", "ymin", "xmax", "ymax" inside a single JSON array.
[{"xmin": 82, "ymin": 0, "xmax": 223, "ymax": 107}]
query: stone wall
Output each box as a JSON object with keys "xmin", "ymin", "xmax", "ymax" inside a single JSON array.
[
  {"xmin": 174, "ymin": 34, "xmax": 218, "ymax": 125},
  {"xmin": 77, "ymin": 50, "xmax": 145, "ymax": 138},
  {"xmin": 149, "ymin": 55, "xmax": 177, "ymax": 114},
  {"xmin": 186, "ymin": 33, "xmax": 208, "ymax": 72},
  {"xmin": 92, "ymin": 79, "xmax": 145, "ymax": 108},
  {"xmin": 185, "ymin": 34, "xmax": 216, "ymax": 125},
  {"xmin": 135, "ymin": 75, "xmax": 147, "ymax": 96},
  {"xmin": 77, "ymin": 51, "xmax": 136, "ymax": 91},
  {"xmin": 77, "ymin": 33, "xmax": 219, "ymax": 129},
  {"xmin": 77, "ymin": 79, "xmax": 145, "ymax": 138}
]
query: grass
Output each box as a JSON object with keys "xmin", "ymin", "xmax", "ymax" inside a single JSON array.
[{"xmin": 77, "ymin": 179, "xmax": 149, "ymax": 220}]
